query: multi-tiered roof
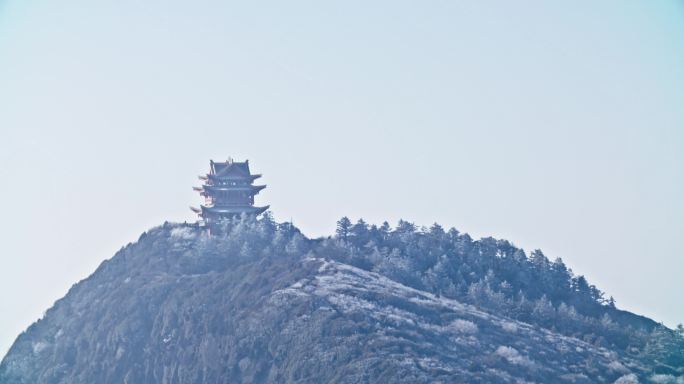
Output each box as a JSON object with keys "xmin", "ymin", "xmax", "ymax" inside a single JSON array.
[{"xmin": 191, "ymin": 159, "xmax": 269, "ymax": 224}]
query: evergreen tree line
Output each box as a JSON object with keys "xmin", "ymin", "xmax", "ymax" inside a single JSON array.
[
  {"xmin": 321, "ymin": 216, "xmax": 683, "ymax": 372},
  {"xmin": 198, "ymin": 214, "xmax": 684, "ymax": 374}
]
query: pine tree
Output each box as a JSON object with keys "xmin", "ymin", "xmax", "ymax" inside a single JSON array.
[
  {"xmin": 396, "ymin": 220, "xmax": 416, "ymax": 235},
  {"xmin": 530, "ymin": 250, "xmax": 549, "ymax": 269},
  {"xmin": 379, "ymin": 221, "xmax": 391, "ymax": 240},
  {"xmin": 350, "ymin": 219, "xmax": 370, "ymax": 246},
  {"xmin": 336, "ymin": 217, "xmax": 352, "ymax": 240},
  {"xmin": 532, "ymin": 295, "xmax": 556, "ymax": 326},
  {"xmin": 429, "ymin": 223, "xmax": 445, "ymax": 237}
]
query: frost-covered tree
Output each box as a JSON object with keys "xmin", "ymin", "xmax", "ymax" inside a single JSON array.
[
  {"xmin": 532, "ymin": 295, "xmax": 555, "ymax": 326},
  {"xmin": 557, "ymin": 302, "xmax": 581, "ymax": 330},
  {"xmin": 642, "ymin": 324, "xmax": 684, "ymax": 373}
]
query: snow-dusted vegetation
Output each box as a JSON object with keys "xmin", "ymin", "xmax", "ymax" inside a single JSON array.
[
  {"xmin": 324, "ymin": 217, "xmax": 684, "ymax": 373},
  {"xmin": 1, "ymin": 214, "xmax": 682, "ymax": 383}
]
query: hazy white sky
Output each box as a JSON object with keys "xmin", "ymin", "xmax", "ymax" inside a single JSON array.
[{"xmin": 1, "ymin": 0, "xmax": 683, "ymax": 356}]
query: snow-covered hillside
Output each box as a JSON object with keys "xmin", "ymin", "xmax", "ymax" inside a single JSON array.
[{"xmin": 1, "ymin": 218, "xmax": 681, "ymax": 383}]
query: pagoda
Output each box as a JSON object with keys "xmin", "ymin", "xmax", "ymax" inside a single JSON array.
[{"xmin": 191, "ymin": 159, "xmax": 269, "ymax": 225}]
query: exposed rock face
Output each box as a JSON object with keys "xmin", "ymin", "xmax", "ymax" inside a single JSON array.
[{"xmin": 0, "ymin": 222, "xmax": 675, "ymax": 383}]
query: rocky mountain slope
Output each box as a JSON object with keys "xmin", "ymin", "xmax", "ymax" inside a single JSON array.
[{"xmin": 1, "ymin": 217, "xmax": 682, "ymax": 383}]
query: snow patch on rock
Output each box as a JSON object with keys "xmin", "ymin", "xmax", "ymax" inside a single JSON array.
[
  {"xmin": 495, "ymin": 346, "xmax": 534, "ymax": 367},
  {"xmin": 31, "ymin": 341, "xmax": 48, "ymax": 354}
]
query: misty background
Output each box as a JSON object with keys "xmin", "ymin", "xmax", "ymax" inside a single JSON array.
[{"xmin": 0, "ymin": 0, "xmax": 683, "ymax": 357}]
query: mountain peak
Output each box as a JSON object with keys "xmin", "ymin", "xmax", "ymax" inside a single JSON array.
[{"xmin": 1, "ymin": 218, "xmax": 682, "ymax": 383}]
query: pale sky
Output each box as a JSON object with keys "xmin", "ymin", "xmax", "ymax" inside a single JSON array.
[{"xmin": 1, "ymin": 0, "xmax": 683, "ymax": 357}]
